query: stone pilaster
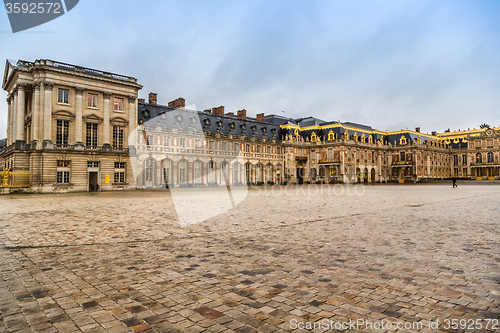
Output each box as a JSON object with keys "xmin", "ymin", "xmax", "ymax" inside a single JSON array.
[
  {"xmin": 74, "ymin": 87, "xmax": 84, "ymax": 150},
  {"xmin": 102, "ymin": 92, "xmax": 111, "ymax": 151},
  {"xmin": 32, "ymin": 83, "xmax": 41, "ymax": 148},
  {"xmin": 12, "ymin": 91, "xmax": 17, "ymax": 145},
  {"xmin": 43, "ymin": 82, "xmax": 54, "ymax": 149},
  {"xmin": 15, "ymin": 84, "xmax": 26, "ymax": 149},
  {"xmin": 128, "ymin": 96, "xmax": 136, "ymax": 149}
]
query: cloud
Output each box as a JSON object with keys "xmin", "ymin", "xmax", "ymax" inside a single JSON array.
[{"xmin": 1, "ymin": 0, "xmax": 499, "ymax": 138}]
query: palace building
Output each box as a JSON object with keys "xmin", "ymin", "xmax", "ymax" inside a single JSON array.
[{"xmin": 2, "ymin": 59, "xmax": 499, "ymax": 192}]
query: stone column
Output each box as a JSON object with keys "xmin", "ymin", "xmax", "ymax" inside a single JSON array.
[
  {"xmin": 43, "ymin": 82, "xmax": 54, "ymax": 148},
  {"xmin": 16, "ymin": 84, "xmax": 26, "ymax": 143},
  {"xmin": 74, "ymin": 87, "xmax": 84, "ymax": 149},
  {"xmin": 32, "ymin": 83, "xmax": 41, "ymax": 147},
  {"xmin": 12, "ymin": 92, "xmax": 17, "ymax": 145},
  {"xmin": 6, "ymin": 97, "xmax": 12, "ymax": 145},
  {"xmin": 102, "ymin": 92, "xmax": 111, "ymax": 151}
]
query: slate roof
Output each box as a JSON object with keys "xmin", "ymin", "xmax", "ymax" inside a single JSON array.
[{"xmin": 138, "ymin": 102, "xmax": 281, "ymax": 140}]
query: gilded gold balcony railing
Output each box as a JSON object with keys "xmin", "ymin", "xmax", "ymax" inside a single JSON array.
[{"xmin": 0, "ymin": 169, "xmax": 30, "ymax": 188}]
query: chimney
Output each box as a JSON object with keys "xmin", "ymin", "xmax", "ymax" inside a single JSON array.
[
  {"xmin": 212, "ymin": 106, "xmax": 224, "ymax": 115},
  {"xmin": 148, "ymin": 92, "xmax": 157, "ymax": 105},
  {"xmin": 226, "ymin": 112, "xmax": 235, "ymax": 117},
  {"xmin": 138, "ymin": 98, "xmax": 145, "ymax": 103},
  {"xmin": 237, "ymin": 109, "xmax": 247, "ymax": 119},
  {"xmin": 256, "ymin": 113, "xmax": 265, "ymax": 122},
  {"xmin": 431, "ymin": 131, "xmax": 437, "ymax": 136},
  {"xmin": 204, "ymin": 109, "xmax": 212, "ymax": 113},
  {"xmin": 168, "ymin": 97, "xmax": 185, "ymax": 108},
  {"xmin": 415, "ymin": 127, "xmax": 420, "ymax": 133}
]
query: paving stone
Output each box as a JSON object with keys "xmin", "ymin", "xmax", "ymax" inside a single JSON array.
[{"xmin": 0, "ymin": 186, "xmax": 498, "ymax": 332}]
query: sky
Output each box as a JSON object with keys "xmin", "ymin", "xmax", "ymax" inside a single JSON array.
[{"xmin": 1, "ymin": 0, "xmax": 499, "ymax": 138}]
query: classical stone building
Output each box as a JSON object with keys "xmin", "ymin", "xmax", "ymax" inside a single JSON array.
[
  {"xmin": 2, "ymin": 59, "xmax": 141, "ymax": 191},
  {"xmin": 2, "ymin": 59, "xmax": 499, "ymax": 192}
]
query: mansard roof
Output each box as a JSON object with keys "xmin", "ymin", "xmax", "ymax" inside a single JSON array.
[{"xmin": 138, "ymin": 102, "xmax": 281, "ymax": 140}]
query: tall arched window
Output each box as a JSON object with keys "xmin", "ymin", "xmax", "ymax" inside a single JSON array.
[
  {"xmin": 179, "ymin": 160, "xmax": 187, "ymax": 183},
  {"xmin": 221, "ymin": 161, "xmax": 229, "ymax": 184},
  {"xmin": 163, "ymin": 159, "xmax": 171, "ymax": 184},
  {"xmin": 256, "ymin": 163, "xmax": 262, "ymax": 182},
  {"xmin": 487, "ymin": 152, "xmax": 494, "ymax": 163},
  {"xmin": 476, "ymin": 153, "xmax": 482, "ymax": 164},
  {"xmin": 311, "ymin": 168, "xmax": 317, "ymax": 181},
  {"xmin": 265, "ymin": 164, "xmax": 272, "ymax": 183},
  {"xmin": 245, "ymin": 163, "xmax": 251, "ymax": 183},
  {"xmin": 233, "ymin": 162, "xmax": 239, "ymax": 183},
  {"xmin": 194, "ymin": 161, "xmax": 202, "ymax": 184},
  {"xmin": 208, "ymin": 161, "xmax": 216, "ymax": 183}
]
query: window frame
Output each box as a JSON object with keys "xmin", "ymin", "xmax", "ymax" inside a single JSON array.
[{"xmin": 58, "ymin": 88, "xmax": 69, "ymax": 104}]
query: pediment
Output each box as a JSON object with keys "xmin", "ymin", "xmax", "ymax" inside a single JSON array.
[
  {"xmin": 83, "ymin": 113, "xmax": 103, "ymax": 123},
  {"xmin": 110, "ymin": 116, "xmax": 128, "ymax": 125},
  {"xmin": 53, "ymin": 109, "xmax": 75, "ymax": 120}
]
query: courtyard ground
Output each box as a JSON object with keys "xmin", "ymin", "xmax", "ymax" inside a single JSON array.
[{"xmin": 0, "ymin": 184, "xmax": 499, "ymax": 333}]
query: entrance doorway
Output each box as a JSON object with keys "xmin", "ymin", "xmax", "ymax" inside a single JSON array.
[
  {"xmin": 88, "ymin": 172, "xmax": 99, "ymax": 191},
  {"xmin": 400, "ymin": 167, "xmax": 405, "ymax": 183},
  {"xmin": 371, "ymin": 168, "xmax": 376, "ymax": 183},
  {"xmin": 296, "ymin": 166, "xmax": 304, "ymax": 184}
]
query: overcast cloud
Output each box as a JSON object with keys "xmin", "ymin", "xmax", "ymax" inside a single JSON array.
[{"xmin": 1, "ymin": 0, "xmax": 499, "ymax": 138}]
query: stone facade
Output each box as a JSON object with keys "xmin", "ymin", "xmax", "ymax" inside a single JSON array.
[
  {"xmin": 2, "ymin": 59, "xmax": 500, "ymax": 192},
  {"xmin": 2, "ymin": 59, "xmax": 141, "ymax": 191}
]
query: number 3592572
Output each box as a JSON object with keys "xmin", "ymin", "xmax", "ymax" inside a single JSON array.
[{"xmin": 5, "ymin": 2, "xmax": 62, "ymax": 14}]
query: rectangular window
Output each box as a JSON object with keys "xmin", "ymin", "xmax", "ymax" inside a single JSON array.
[
  {"xmin": 87, "ymin": 93, "xmax": 98, "ymax": 108},
  {"xmin": 87, "ymin": 161, "xmax": 99, "ymax": 168},
  {"xmin": 58, "ymin": 88, "xmax": 69, "ymax": 104},
  {"xmin": 267, "ymin": 146, "xmax": 271, "ymax": 154},
  {"xmin": 146, "ymin": 135, "xmax": 153, "ymax": 146},
  {"xmin": 234, "ymin": 143, "xmax": 239, "ymax": 151},
  {"xmin": 277, "ymin": 147, "xmax": 281, "ymax": 154},
  {"xmin": 222, "ymin": 142, "xmax": 227, "ymax": 151},
  {"xmin": 164, "ymin": 137, "xmax": 169, "ymax": 146},
  {"xmin": 246, "ymin": 144, "xmax": 250, "ymax": 152},
  {"xmin": 56, "ymin": 120, "xmax": 69, "ymax": 146},
  {"xmin": 462, "ymin": 154, "xmax": 467, "ymax": 165},
  {"xmin": 179, "ymin": 138, "xmax": 186, "ymax": 147},
  {"xmin": 400, "ymin": 151, "xmax": 406, "ymax": 162},
  {"xmin": 311, "ymin": 150, "xmax": 316, "ymax": 161},
  {"xmin": 114, "ymin": 172, "xmax": 125, "ymax": 183},
  {"xmin": 114, "ymin": 97, "xmax": 124, "ymax": 111},
  {"xmin": 114, "ymin": 162, "xmax": 126, "ymax": 183},
  {"xmin": 56, "ymin": 171, "xmax": 70, "ymax": 184},
  {"xmin": 195, "ymin": 140, "xmax": 201, "ymax": 148},
  {"xmin": 209, "ymin": 141, "xmax": 214, "ymax": 150},
  {"xmin": 57, "ymin": 160, "xmax": 70, "ymax": 167},
  {"xmin": 113, "ymin": 126, "xmax": 124, "ymax": 149},
  {"xmin": 487, "ymin": 139, "xmax": 493, "ymax": 148},
  {"xmin": 257, "ymin": 145, "xmax": 261, "ymax": 153},
  {"xmin": 328, "ymin": 148, "xmax": 333, "ymax": 160},
  {"xmin": 86, "ymin": 123, "xmax": 98, "ymax": 148},
  {"xmin": 114, "ymin": 162, "xmax": 125, "ymax": 169}
]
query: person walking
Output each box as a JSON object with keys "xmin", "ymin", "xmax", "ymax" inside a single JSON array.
[{"xmin": 452, "ymin": 177, "xmax": 457, "ymax": 188}]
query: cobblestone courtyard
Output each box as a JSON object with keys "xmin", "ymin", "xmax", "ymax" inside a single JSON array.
[{"xmin": 0, "ymin": 185, "xmax": 499, "ymax": 333}]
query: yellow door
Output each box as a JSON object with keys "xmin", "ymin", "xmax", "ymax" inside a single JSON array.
[
  {"xmin": 476, "ymin": 168, "xmax": 481, "ymax": 180},
  {"xmin": 400, "ymin": 168, "xmax": 405, "ymax": 183},
  {"xmin": 488, "ymin": 168, "xmax": 494, "ymax": 180}
]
